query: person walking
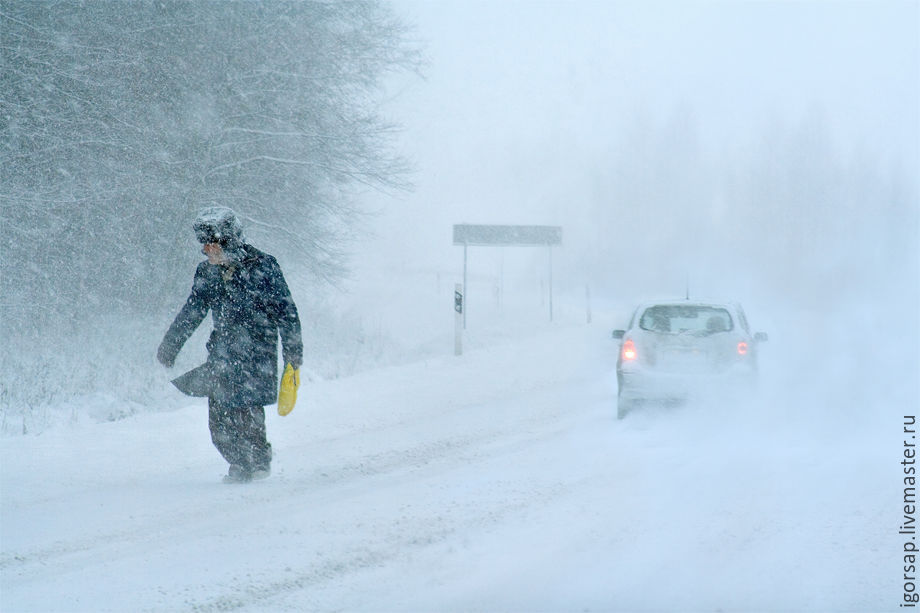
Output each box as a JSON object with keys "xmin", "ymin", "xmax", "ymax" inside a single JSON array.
[{"xmin": 157, "ymin": 206, "xmax": 303, "ymax": 483}]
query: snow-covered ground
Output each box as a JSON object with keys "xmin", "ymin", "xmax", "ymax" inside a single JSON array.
[{"xmin": 0, "ymin": 319, "xmax": 899, "ymax": 612}]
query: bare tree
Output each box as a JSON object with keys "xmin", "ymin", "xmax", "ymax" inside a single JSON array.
[{"xmin": 0, "ymin": 1, "xmax": 421, "ymax": 418}]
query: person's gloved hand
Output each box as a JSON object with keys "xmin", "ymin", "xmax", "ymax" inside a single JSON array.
[
  {"xmin": 278, "ymin": 362, "xmax": 300, "ymax": 416},
  {"xmin": 157, "ymin": 341, "xmax": 177, "ymax": 368}
]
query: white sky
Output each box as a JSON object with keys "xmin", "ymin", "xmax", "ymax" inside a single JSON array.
[{"xmin": 360, "ymin": 0, "xmax": 917, "ymax": 264}]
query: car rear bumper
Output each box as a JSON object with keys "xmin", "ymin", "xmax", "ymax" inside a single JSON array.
[{"xmin": 617, "ymin": 366, "xmax": 756, "ymax": 403}]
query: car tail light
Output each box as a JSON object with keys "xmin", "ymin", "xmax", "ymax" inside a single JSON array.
[
  {"xmin": 737, "ymin": 341, "xmax": 749, "ymax": 356},
  {"xmin": 622, "ymin": 339, "xmax": 637, "ymax": 361}
]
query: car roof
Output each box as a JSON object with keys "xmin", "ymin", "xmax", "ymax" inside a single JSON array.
[{"xmin": 634, "ymin": 299, "xmax": 740, "ymax": 311}]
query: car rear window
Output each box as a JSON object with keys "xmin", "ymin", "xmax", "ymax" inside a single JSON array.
[{"xmin": 639, "ymin": 305, "xmax": 734, "ymax": 334}]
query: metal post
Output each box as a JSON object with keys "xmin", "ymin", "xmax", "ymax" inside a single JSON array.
[
  {"xmin": 454, "ymin": 283, "xmax": 463, "ymax": 356},
  {"xmin": 548, "ymin": 246, "xmax": 554, "ymax": 322},
  {"xmin": 462, "ymin": 243, "xmax": 468, "ymax": 329}
]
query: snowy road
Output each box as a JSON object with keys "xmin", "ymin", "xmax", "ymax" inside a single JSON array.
[{"xmin": 1, "ymin": 324, "xmax": 895, "ymax": 612}]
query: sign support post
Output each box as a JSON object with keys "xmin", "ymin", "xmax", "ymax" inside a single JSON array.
[
  {"xmin": 454, "ymin": 283, "xmax": 463, "ymax": 355},
  {"xmin": 548, "ymin": 245, "xmax": 554, "ymax": 322},
  {"xmin": 462, "ymin": 244, "xmax": 468, "ymax": 329}
]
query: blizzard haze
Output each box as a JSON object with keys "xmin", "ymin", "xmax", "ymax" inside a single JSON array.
[
  {"xmin": 349, "ymin": 0, "xmax": 917, "ymax": 408},
  {"xmin": 2, "ymin": 1, "xmax": 919, "ymax": 611}
]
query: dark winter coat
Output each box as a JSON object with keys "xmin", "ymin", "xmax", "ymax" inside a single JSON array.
[{"xmin": 158, "ymin": 244, "xmax": 303, "ymax": 407}]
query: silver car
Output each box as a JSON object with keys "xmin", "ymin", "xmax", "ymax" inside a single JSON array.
[{"xmin": 613, "ymin": 301, "xmax": 768, "ymax": 419}]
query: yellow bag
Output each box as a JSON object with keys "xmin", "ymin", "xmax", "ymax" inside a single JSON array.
[{"xmin": 278, "ymin": 363, "xmax": 299, "ymax": 416}]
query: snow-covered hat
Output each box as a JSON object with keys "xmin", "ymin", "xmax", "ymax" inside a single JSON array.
[{"xmin": 193, "ymin": 206, "xmax": 244, "ymax": 246}]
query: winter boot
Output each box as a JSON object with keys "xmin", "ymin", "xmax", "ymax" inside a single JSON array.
[
  {"xmin": 250, "ymin": 463, "xmax": 271, "ymax": 481},
  {"xmin": 222, "ymin": 464, "xmax": 251, "ymax": 484}
]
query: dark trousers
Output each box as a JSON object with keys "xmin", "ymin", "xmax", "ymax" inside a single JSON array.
[{"xmin": 208, "ymin": 398, "xmax": 272, "ymax": 471}]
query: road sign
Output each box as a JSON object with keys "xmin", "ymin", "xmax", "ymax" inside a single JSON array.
[
  {"xmin": 453, "ymin": 224, "xmax": 562, "ymax": 326},
  {"xmin": 453, "ymin": 224, "xmax": 562, "ymax": 247}
]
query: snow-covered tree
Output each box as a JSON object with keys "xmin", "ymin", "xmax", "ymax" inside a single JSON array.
[{"xmin": 0, "ymin": 1, "xmax": 420, "ymax": 418}]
